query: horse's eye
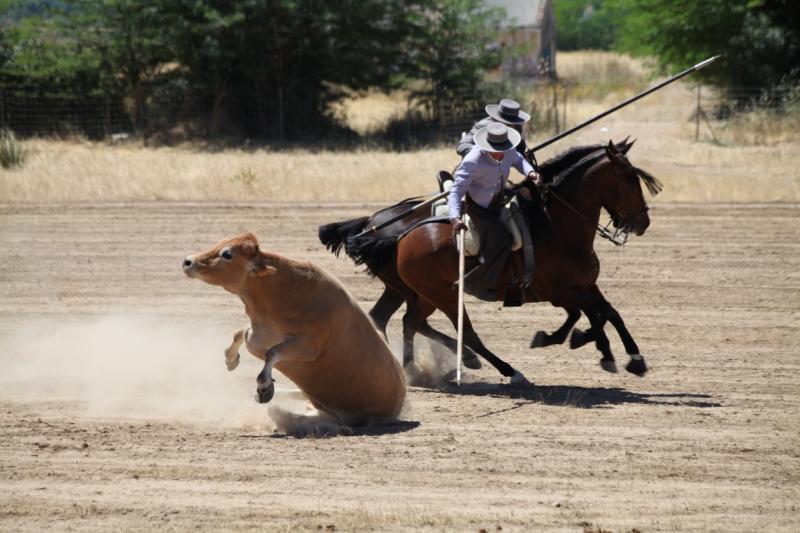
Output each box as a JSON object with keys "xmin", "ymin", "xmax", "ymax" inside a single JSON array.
[{"xmin": 220, "ymin": 250, "xmax": 233, "ymax": 260}]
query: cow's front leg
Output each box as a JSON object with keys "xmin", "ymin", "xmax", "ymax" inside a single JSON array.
[
  {"xmin": 224, "ymin": 328, "xmax": 246, "ymax": 371},
  {"xmin": 255, "ymin": 335, "xmax": 316, "ymax": 404}
]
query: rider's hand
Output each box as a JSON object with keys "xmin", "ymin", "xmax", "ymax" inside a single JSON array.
[
  {"xmin": 527, "ymin": 170, "xmax": 543, "ymax": 187},
  {"xmin": 450, "ymin": 217, "xmax": 467, "ymax": 238}
]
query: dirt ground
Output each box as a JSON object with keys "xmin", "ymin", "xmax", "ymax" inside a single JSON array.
[{"xmin": 0, "ymin": 202, "xmax": 798, "ymax": 532}]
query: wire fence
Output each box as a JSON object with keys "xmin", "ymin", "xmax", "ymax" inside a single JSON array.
[{"xmin": 0, "ymin": 82, "xmax": 796, "ymax": 146}]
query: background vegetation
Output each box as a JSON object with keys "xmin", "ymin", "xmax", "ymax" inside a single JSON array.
[{"xmin": 0, "ymin": 0, "xmax": 797, "ymax": 145}]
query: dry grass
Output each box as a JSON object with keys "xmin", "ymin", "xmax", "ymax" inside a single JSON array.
[{"xmin": 1, "ymin": 51, "xmax": 798, "ymax": 204}]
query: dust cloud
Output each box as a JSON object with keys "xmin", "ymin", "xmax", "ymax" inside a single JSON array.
[{"xmin": 0, "ymin": 314, "xmax": 296, "ymax": 429}]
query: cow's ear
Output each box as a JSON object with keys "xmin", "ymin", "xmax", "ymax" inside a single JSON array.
[{"xmin": 252, "ymin": 255, "xmax": 277, "ymax": 278}]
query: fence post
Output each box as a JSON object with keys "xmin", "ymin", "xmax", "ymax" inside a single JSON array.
[
  {"xmin": 552, "ymin": 81, "xmax": 559, "ymax": 134},
  {"xmin": 695, "ymin": 85, "xmax": 701, "ymax": 142}
]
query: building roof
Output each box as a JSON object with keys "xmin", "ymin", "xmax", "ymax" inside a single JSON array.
[{"xmin": 484, "ymin": 0, "xmax": 548, "ymax": 28}]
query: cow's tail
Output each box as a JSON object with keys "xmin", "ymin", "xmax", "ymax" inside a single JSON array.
[
  {"xmin": 345, "ymin": 233, "xmax": 398, "ymax": 278},
  {"xmin": 318, "ymin": 216, "xmax": 369, "ymax": 258},
  {"xmin": 268, "ymin": 405, "xmax": 353, "ymax": 438}
]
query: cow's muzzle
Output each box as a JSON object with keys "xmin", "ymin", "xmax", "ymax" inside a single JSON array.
[{"xmin": 182, "ymin": 256, "xmax": 197, "ymax": 276}]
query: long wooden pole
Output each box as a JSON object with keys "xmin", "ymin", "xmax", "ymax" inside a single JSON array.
[
  {"xmin": 529, "ymin": 55, "xmax": 721, "ymax": 153},
  {"xmin": 456, "ymin": 228, "xmax": 466, "ymax": 386}
]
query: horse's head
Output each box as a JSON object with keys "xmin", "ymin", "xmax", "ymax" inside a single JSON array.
[{"xmin": 600, "ymin": 140, "xmax": 662, "ymax": 237}]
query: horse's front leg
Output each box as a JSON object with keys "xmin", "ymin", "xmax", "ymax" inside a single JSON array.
[
  {"xmin": 368, "ymin": 287, "xmax": 405, "ymax": 339},
  {"xmin": 530, "ymin": 307, "xmax": 581, "ymax": 348},
  {"xmin": 224, "ymin": 327, "xmax": 246, "ymax": 371},
  {"xmin": 601, "ymin": 294, "xmax": 647, "ymax": 376}
]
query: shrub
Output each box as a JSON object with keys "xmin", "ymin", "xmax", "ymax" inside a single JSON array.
[{"xmin": 0, "ymin": 129, "xmax": 26, "ymax": 169}]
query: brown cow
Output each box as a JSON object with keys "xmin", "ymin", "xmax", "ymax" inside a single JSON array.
[{"xmin": 182, "ymin": 233, "xmax": 405, "ymax": 433}]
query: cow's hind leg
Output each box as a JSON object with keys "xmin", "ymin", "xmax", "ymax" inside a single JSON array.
[
  {"xmin": 224, "ymin": 328, "xmax": 246, "ymax": 371},
  {"xmin": 530, "ymin": 307, "xmax": 581, "ymax": 348}
]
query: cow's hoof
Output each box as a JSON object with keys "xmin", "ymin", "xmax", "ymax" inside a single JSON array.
[
  {"xmin": 530, "ymin": 331, "xmax": 547, "ymax": 348},
  {"xmin": 509, "ymin": 370, "xmax": 531, "ymax": 387},
  {"xmin": 255, "ymin": 382, "xmax": 275, "ymax": 404},
  {"xmin": 625, "ymin": 356, "xmax": 648, "ymax": 377},
  {"xmin": 462, "ymin": 352, "xmax": 482, "ymax": 369},
  {"xmin": 600, "ymin": 359, "xmax": 618, "ymax": 373},
  {"xmin": 226, "ymin": 355, "xmax": 240, "ymax": 371}
]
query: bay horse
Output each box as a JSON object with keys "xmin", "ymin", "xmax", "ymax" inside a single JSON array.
[{"xmin": 319, "ymin": 140, "xmax": 662, "ymax": 383}]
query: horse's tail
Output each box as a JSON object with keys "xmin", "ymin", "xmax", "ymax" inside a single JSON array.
[
  {"xmin": 318, "ymin": 216, "xmax": 369, "ymax": 257},
  {"xmin": 345, "ymin": 233, "xmax": 398, "ymax": 278}
]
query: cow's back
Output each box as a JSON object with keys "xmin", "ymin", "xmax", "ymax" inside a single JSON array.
[{"xmin": 273, "ymin": 264, "xmax": 405, "ymax": 423}]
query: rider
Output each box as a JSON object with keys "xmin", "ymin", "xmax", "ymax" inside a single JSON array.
[
  {"xmin": 456, "ymin": 98, "xmax": 531, "ymax": 158},
  {"xmin": 448, "ymin": 122, "xmax": 541, "ymax": 292}
]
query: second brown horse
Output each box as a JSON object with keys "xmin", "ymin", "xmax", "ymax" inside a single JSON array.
[{"xmin": 320, "ymin": 140, "xmax": 662, "ymax": 384}]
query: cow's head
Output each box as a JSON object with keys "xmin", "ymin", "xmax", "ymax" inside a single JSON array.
[{"xmin": 183, "ymin": 232, "xmax": 275, "ymax": 292}]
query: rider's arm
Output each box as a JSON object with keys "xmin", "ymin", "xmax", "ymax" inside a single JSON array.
[
  {"xmin": 447, "ymin": 158, "xmax": 477, "ymax": 220},
  {"xmin": 511, "ymin": 150, "xmax": 541, "ymax": 185}
]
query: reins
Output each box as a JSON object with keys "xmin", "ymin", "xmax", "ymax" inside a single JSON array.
[
  {"xmin": 543, "ymin": 186, "xmax": 633, "ymax": 246},
  {"xmin": 529, "ymin": 148, "xmax": 648, "ymax": 247}
]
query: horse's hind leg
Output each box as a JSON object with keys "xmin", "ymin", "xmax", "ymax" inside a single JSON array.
[
  {"xmin": 530, "ymin": 307, "xmax": 581, "ymax": 348},
  {"xmin": 434, "ymin": 294, "xmax": 527, "ymax": 383},
  {"xmin": 401, "ymin": 295, "xmax": 423, "ymax": 368},
  {"xmin": 416, "ymin": 320, "xmax": 482, "ymax": 369},
  {"xmin": 368, "ymin": 287, "xmax": 405, "ymax": 338}
]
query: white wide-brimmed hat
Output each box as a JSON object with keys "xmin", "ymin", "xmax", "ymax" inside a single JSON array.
[
  {"xmin": 486, "ymin": 98, "xmax": 530, "ymax": 125},
  {"xmin": 474, "ymin": 122, "xmax": 522, "ymax": 153}
]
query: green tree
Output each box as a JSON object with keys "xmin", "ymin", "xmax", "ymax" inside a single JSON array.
[
  {"xmin": 405, "ymin": 0, "xmax": 504, "ymax": 124},
  {"xmin": 610, "ymin": 0, "xmax": 800, "ymax": 91},
  {"xmin": 555, "ymin": 0, "xmax": 618, "ymax": 51}
]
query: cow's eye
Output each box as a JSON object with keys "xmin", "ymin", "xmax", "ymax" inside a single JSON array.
[{"xmin": 220, "ymin": 249, "xmax": 233, "ymax": 260}]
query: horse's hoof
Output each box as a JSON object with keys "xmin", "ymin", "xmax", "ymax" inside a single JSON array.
[
  {"xmin": 530, "ymin": 331, "xmax": 547, "ymax": 348},
  {"xmin": 509, "ymin": 371, "xmax": 532, "ymax": 387},
  {"xmin": 569, "ymin": 329, "xmax": 586, "ymax": 349},
  {"xmin": 600, "ymin": 359, "xmax": 618, "ymax": 373},
  {"xmin": 255, "ymin": 382, "xmax": 275, "ymax": 404},
  {"xmin": 226, "ymin": 355, "xmax": 240, "ymax": 371},
  {"xmin": 462, "ymin": 353, "xmax": 482, "ymax": 370},
  {"xmin": 625, "ymin": 356, "xmax": 648, "ymax": 376}
]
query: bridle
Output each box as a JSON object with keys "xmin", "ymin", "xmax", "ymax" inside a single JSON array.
[{"xmin": 528, "ymin": 150, "xmax": 648, "ymax": 247}]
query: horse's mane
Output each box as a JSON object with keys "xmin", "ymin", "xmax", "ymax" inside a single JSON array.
[
  {"xmin": 532, "ymin": 138, "xmax": 660, "ymax": 196},
  {"xmin": 537, "ymin": 140, "xmax": 633, "ymax": 188}
]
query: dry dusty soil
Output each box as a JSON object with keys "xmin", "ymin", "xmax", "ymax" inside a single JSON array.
[{"xmin": 0, "ymin": 202, "xmax": 798, "ymax": 532}]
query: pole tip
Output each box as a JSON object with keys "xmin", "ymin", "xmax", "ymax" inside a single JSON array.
[{"xmin": 695, "ymin": 55, "xmax": 721, "ymax": 70}]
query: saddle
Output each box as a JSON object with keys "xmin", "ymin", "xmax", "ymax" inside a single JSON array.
[{"xmin": 433, "ymin": 170, "xmax": 536, "ymax": 306}]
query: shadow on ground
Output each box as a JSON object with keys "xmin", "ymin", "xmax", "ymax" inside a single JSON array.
[{"xmin": 414, "ymin": 381, "xmax": 721, "ymax": 410}]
